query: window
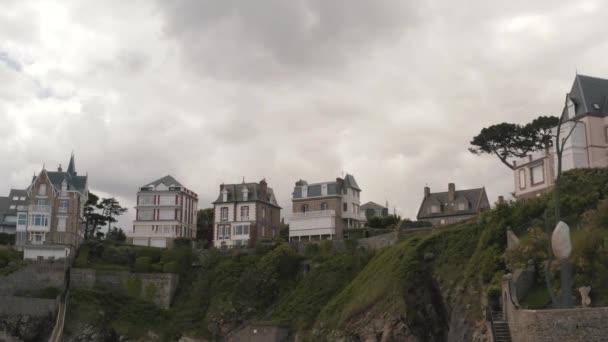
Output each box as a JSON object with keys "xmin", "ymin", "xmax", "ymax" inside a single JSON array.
[
  {"xmin": 352, "ymin": 203, "xmax": 356, "ymax": 213},
  {"xmin": 241, "ymin": 206, "xmax": 249, "ymax": 220},
  {"xmin": 12, "ymin": 196, "xmax": 18, "ymax": 200},
  {"xmin": 18, "ymin": 214, "xmax": 27, "ymax": 225},
  {"xmin": 457, "ymin": 202, "xmax": 466, "ymax": 211},
  {"xmin": 37, "ymin": 199, "xmax": 47, "ymax": 206},
  {"xmin": 57, "ymin": 217, "xmax": 67, "ymax": 231},
  {"xmin": 320, "ymin": 202, "xmax": 328, "ymax": 210},
  {"xmin": 19, "ymin": 196, "xmax": 25, "ymax": 201},
  {"xmin": 302, "ymin": 204, "xmax": 309, "ymax": 213},
  {"xmin": 262, "ymin": 208, "xmax": 266, "ymax": 219},
  {"xmin": 138, "ymin": 195, "xmax": 154, "ymax": 205},
  {"xmin": 217, "ymin": 225, "xmax": 231, "ymax": 240},
  {"xmin": 38, "ymin": 184, "xmax": 47, "ymax": 195},
  {"xmin": 59, "ymin": 199, "xmax": 69, "ymax": 212},
  {"xmin": 159, "ymin": 195, "xmax": 174, "ymax": 205},
  {"xmin": 30, "ymin": 214, "xmax": 49, "ymax": 226},
  {"xmin": 430, "ymin": 205, "xmax": 440, "ymax": 214},
  {"xmin": 221, "ymin": 207, "xmax": 229, "ymax": 221},
  {"xmin": 343, "ymin": 203, "xmax": 347, "ymax": 212},
  {"xmin": 518, "ymin": 169, "xmax": 526, "ymax": 189},
  {"xmin": 440, "ymin": 219, "xmax": 446, "ymax": 225},
  {"xmin": 342, "ymin": 188, "xmax": 348, "ymax": 195},
  {"xmin": 61, "ymin": 180, "xmax": 67, "ymax": 191},
  {"xmin": 30, "ymin": 232, "xmax": 45, "ymax": 244},
  {"xmin": 531, "ymin": 164, "xmax": 544, "ymax": 185},
  {"xmin": 137, "ymin": 210, "xmax": 154, "ymax": 220},
  {"xmin": 235, "ymin": 225, "xmax": 243, "ymax": 235},
  {"xmin": 9, "ymin": 205, "xmax": 15, "ymax": 210},
  {"xmin": 159, "ymin": 209, "xmax": 174, "ymax": 220}
]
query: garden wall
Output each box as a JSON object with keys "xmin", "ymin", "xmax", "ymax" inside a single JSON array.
[
  {"xmin": 0, "ymin": 296, "xmax": 58, "ymax": 317},
  {"xmin": 0, "ymin": 260, "xmax": 66, "ymax": 296}
]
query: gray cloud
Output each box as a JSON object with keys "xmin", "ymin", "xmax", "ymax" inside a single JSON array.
[{"xmin": 1, "ymin": 0, "xmax": 608, "ymax": 230}]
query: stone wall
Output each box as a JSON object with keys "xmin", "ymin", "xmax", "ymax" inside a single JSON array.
[
  {"xmin": 0, "ymin": 296, "xmax": 58, "ymax": 317},
  {"xmin": 70, "ymin": 268, "xmax": 179, "ymax": 309},
  {"xmin": 0, "ymin": 260, "xmax": 66, "ymax": 296},
  {"xmin": 502, "ymin": 271, "xmax": 608, "ymax": 342},
  {"xmin": 358, "ymin": 231, "xmax": 399, "ymax": 251}
]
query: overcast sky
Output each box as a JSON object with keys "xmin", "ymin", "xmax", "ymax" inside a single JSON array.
[{"xmin": 2, "ymin": 0, "xmax": 608, "ymax": 230}]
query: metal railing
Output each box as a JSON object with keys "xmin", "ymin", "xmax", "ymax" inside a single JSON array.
[{"xmin": 292, "ymin": 210, "xmax": 336, "ymax": 218}]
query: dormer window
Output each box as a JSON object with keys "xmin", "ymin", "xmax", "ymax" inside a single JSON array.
[
  {"xmin": 430, "ymin": 204, "xmax": 440, "ymax": 214},
  {"xmin": 61, "ymin": 180, "xmax": 68, "ymax": 191},
  {"xmin": 457, "ymin": 202, "xmax": 467, "ymax": 211},
  {"xmin": 38, "ymin": 184, "xmax": 47, "ymax": 196},
  {"xmin": 222, "ymin": 188, "xmax": 228, "ymax": 202},
  {"xmin": 242, "ymin": 187, "xmax": 249, "ymax": 201}
]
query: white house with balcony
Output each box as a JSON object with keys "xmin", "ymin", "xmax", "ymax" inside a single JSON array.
[
  {"xmin": 129, "ymin": 175, "xmax": 198, "ymax": 248},
  {"xmin": 289, "ymin": 174, "xmax": 366, "ymax": 242},
  {"xmin": 15, "ymin": 154, "xmax": 89, "ymax": 260}
]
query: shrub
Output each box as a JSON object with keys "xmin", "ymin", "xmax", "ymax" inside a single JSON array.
[
  {"xmin": 304, "ymin": 243, "xmax": 320, "ymax": 256},
  {"xmin": 161, "ymin": 248, "xmax": 194, "ymax": 274},
  {"xmin": 0, "ymin": 233, "xmax": 15, "ymax": 245},
  {"xmin": 163, "ymin": 261, "xmax": 180, "ymax": 273},
  {"xmin": 102, "ymin": 246, "xmax": 133, "ymax": 266},
  {"xmin": 134, "ymin": 257, "xmax": 151, "ymax": 273},
  {"xmin": 173, "ymin": 238, "xmax": 192, "ymax": 249},
  {"xmin": 75, "ymin": 246, "xmax": 90, "ymax": 268},
  {"xmin": 134, "ymin": 247, "xmax": 162, "ymax": 264}
]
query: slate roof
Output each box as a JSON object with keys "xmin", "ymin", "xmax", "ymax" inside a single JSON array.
[
  {"xmin": 142, "ymin": 175, "xmax": 184, "ymax": 188},
  {"xmin": 343, "ymin": 174, "xmax": 361, "ymax": 191},
  {"xmin": 213, "ymin": 182, "xmax": 280, "ymax": 208},
  {"xmin": 29, "ymin": 155, "xmax": 88, "ymax": 194},
  {"xmin": 361, "ymin": 201, "xmax": 386, "ymax": 211},
  {"xmin": 564, "ymin": 74, "xmax": 608, "ymax": 117},
  {"xmin": 417, "ymin": 187, "xmax": 488, "ymax": 219},
  {"xmin": 292, "ymin": 174, "xmax": 360, "ymax": 199}
]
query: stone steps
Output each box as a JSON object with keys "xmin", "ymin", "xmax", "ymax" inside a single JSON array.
[{"xmin": 491, "ymin": 311, "xmax": 512, "ymax": 342}]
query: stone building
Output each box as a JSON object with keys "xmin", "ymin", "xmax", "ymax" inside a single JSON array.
[
  {"xmin": 289, "ymin": 174, "xmax": 366, "ymax": 241},
  {"xmin": 416, "ymin": 183, "xmax": 490, "ymax": 227},
  {"xmin": 15, "ymin": 154, "xmax": 89, "ymax": 260},
  {"xmin": 129, "ymin": 175, "xmax": 198, "ymax": 248},
  {"xmin": 361, "ymin": 201, "xmax": 389, "ymax": 218},
  {"xmin": 212, "ymin": 179, "xmax": 281, "ymax": 248}
]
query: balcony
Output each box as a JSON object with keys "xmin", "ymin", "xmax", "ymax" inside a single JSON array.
[
  {"xmin": 292, "ymin": 210, "xmax": 336, "ymax": 218},
  {"xmin": 58, "ymin": 207, "xmax": 68, "ymax": 213},
  {"xmin": 29, "ymin": 205, "xmax": 51, "ymax": 212}
]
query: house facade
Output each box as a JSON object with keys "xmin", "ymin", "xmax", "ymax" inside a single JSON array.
[
  {"xmin": 361, "ymin": 201, "xmax": 389, "ymax": 218},
  {"xmin": 513, "ymin": 74, "xmax": 608, "ymax": 200},
  {"xmin": 0, "ymin": 189, "xmax": 28, "ymax": 234},
  {"xmin": 212, "ymin": 179, "xmax": 281, "ymax": 248},
  {"xmin": 416, "ymin": 183, "xmax": 490, "ymax": 227},
  {"xmin": 289, "ymin": 174, "xmax": 366, "ymax": 242},
  {"xmin": 129, "ymin": 175, "xmax": 198, "ymax": 248},
  {"xmin": 14, "ymin": 154, "xmax": 88, "ymax": 260}
]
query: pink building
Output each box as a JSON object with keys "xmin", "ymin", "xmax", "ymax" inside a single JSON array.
[{"xmin": 513, "ymin": 74, "xmax": 608, "ymax": 200}]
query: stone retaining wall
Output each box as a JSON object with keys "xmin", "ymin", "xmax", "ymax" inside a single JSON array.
[
  {"xmin": 0, "ymin": 296, "xmax": 58, "ymax": 317},
  {"xmin": 0, "ymin": 260, "xmax": 66, "ymax": 296},
  {"xmin": 70, "ymin": 268, "xmax": 179, "ymax": 309}
]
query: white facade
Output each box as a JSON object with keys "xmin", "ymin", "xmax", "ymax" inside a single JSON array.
[
  {"xmin": 213, "ymin": 202, "xmax": 256, "ymax": 248},
  {"xmin": 289, "ymin": 210, "xmax": 336, "ymax": 240}
]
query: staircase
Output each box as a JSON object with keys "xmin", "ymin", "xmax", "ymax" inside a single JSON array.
[{"xmin": 490, "ymin": 311, "xmax": 512, "ymax": 342}]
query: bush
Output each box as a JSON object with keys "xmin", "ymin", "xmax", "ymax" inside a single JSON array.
[
  {"xmin": 134, "ymin": 257, "xmax": 151, "ymax": 273},
  {"xmin": 102, "ymin": 246, "xmax": 133, "ymax": 265},
  {"xmin": 161, "ymin": 248, "xmax": 194, "ymax": 274},
  {"xmin": 134, "ymin": 247, "xmax": 162, "ymax": 264},
  {"xmin": 304, "ymin": 243, "xmax": 320, "ymax": 256},
  {"xmin": 173, "ymin": 238, "xmax": 192, "ymax": 249},
  {"xmin": 163, "ymin": 261, "xmax": 180, "ymax": 273}
]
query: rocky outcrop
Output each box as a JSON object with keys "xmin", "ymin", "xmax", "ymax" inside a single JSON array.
[{"xmin": 0, "ymin": 314, "xmax": 54, "ymax": 342}]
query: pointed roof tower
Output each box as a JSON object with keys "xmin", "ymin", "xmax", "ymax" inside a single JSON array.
[{"xmin": 67, "ymin": 153, "xmax": 76, "ymax": 176}]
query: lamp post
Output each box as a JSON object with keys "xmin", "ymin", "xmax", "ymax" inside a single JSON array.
[{"xmin": 551, "ymin": 221, "xmax": 572, "ymax": 308}]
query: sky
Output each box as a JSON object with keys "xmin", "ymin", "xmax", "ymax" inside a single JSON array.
[{"xmin": 2, "ymin": 0, "xmax": 608, "ymax": 230}]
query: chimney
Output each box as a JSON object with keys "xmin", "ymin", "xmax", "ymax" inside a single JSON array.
[
  {"xmin": 498, "ymin": 196, "xmax": 505, "ymax": 204},
  {"xmin": 424, "ymin": 186, "xmax": 430, "ymax": 198},
  {"xmin": 448, "ymin": 183, "xmax": 455, "ymax": 202},
  {"xmin": 58, "ymin": 164, "xmax": 62, "ymax": 172},
  {"xmin": 260, "ymin": 178, "xmax": 268, "ymax": 196}
]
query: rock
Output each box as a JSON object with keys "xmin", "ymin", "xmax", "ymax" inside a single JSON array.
[{"xmin": 551, "ymin": 221, "xmax": 572, "ymax": 260}]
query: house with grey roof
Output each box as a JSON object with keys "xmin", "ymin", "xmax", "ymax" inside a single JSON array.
[
  {"xmin": 0, "ymin": 189, "xmax": 29, "ymax": 234},
  {"xmin": 289, "ymin": 174, "xmax": 366, "ymax": 242},
  {"xmin": 212, "ymin": 179, "xmax": 281, "ymax": 248},
  {"xmin": 129, "ymin": 175, "xmax": 198, "ymax": 248},
  {"xmin": 361, "ymin": 201, "xmax": 389, "ymax": 218},
  {"xmin": 15, "ymin": 154, "xmax": 89, "ymax": 260},
  {"xmin": 417, "ymin": 183, "xmax": 490, "ymax": 227},
  {"xmin": 512, "ymin": 74, "xmax": 608, "ymax": 200}
]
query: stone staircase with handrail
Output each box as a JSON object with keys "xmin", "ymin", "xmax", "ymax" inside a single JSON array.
[{"xmin": 490, "ymin": 310, "xmax": 512, "ymax": 342}]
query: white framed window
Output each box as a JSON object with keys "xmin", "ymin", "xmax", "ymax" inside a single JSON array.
[
  {"xmin": 9, "ymin": 205, "xmax": 15, "ymax": 210},
  {"xmin": 241, "ymin": 206, "xmax": 249, "ymax": 220},
  {"xmin": 38, "ymin": 184, "xmax": 47, "ymax": 196},
  {"xmin": 30, "ymin": 214, "xmax": 49, "ymax": 227},
  {"xmin": 138, "ymin": 195, "xmax": 154, "ymax": 205},
  {"xmin": 221, "ymin": 207, "xmax": 229, "ymax": 221},
  {"xmin": 12, "ymin": 196, "xmax": 18, "ymax": 200},
  {"xmin": 59, "ymin": 199, "xmax": 69, "ymax": 211},
  {"xmin": 57, "ymin": 217, "xmax": 67, "ymax": 231},
  {"xmin": 217, "ymin": 224, "xmax": 231, "ymax": 240},
  {"xmin": 30, "ymin": 232, "xmax": 45, "ymax": 244},
  {"xmin": 37, "ymin": 199, "xmax": 47, "ymax": 206},
  {"xmin": 457, "ymin": 202, "xmax": 466, "ymax": 211},
  {"xmin": 531, "ymin": 164, "xmax": 544, "ymax": 185},
  {"xmin": 17, "ymin": 213, "xmax": 27, "ymax": 225},
  {"xmin": 430, "ymin": 205, "xmax": 440, "ymax": 214},
  {"xmin": 159, "ymin": 195, "xmax": 175, "ymax": 205},
  {"xmin": 518, "ymin": 169, "xmax": 526, "ymax": 189},
  {"xmin": 159, "ymin": 209, "xmax": 174, "ymax": 220},
  {"xmin": 61, "ymin": 180, "xmax": 67, "ymax": 191},
  {"xmin": 137, "ymin": 209, "xmax": 154, "ymax": 220},
  {"xmin": 19, "ymin": 196, "xmax": 25, "ymax": 201}
]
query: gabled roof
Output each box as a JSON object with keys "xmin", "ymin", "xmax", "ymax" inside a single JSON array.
[
  {"xmin": 213, "ymin": 182, "xmax": 280, "ymax": 208},
  {"xmin": 29, "ymin": 154, "xmax": 88, "ymax": 195},
  {"xmin": 361, "ymin": 201, "xmax": 386, "ymax": 211},
  {"xmin": 565, "ymin": 74, "xmax": 608, "ymax": 117},
  {"xmin": 417, "ymin": 187, "xmax": 488, "ymax": 220},
  {"xmin": 142, "ymin": 175, "xmax": 184, "ymax": 188},
  {"xmin": 343, "ymin": 174, "xmax": 361, "ymax": 191}
]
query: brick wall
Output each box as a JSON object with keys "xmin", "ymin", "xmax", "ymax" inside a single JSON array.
[
  {"xmin": 0, "ymin": 261, "xmax": 66, "ymax": 296},
  {"xmin": 70, "ymin": 268, "xmax": 179, "ymax": 309},
  {"xmin": 0, "ymin": 296, "xmax": 58, "ymax": 317}
]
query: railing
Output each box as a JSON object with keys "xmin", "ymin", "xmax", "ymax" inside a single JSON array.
[
  {"xmin": 29, "ymin": 205, "xmax": 51, "ymax": 212},
  {"xmin": 486, "ymin": 305, "xmax": 497, "ymax": 342},
  {"xmin": 58, "ymin": 207, "xmax": 68, "ymax": 213},
  {"xmin": 292, "ymin": 210, "xmax": 336, "ymax": 218}
]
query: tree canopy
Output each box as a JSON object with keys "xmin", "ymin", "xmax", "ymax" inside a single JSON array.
[{"xmin": 469, "ymin": 116, "xmax": 559, "ymax": 170}]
